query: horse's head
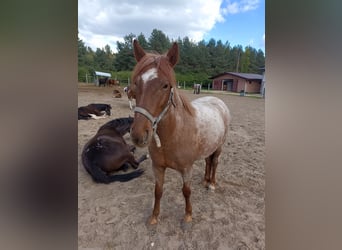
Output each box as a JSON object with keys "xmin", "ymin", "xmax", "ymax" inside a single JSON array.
[
  {"xmin": 130, "ymin": 40, "xmax": 179, "ymax": 147},
  {"xmin": 105, "ymin": 104, "xmax": 112, "ymax": 116}
]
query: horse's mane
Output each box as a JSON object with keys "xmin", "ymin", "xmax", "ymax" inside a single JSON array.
[
  {"xmin": 174, "ymin": 89, "xmax": 195, "ymax": 116},
  {"xmin": 132, "ymin": 53, "xmax": 195, "ymax": 117}
]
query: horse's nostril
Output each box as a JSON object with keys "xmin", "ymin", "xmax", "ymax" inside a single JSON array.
[{"xmin": 143, "ymin": 130, "xmax": 149, "ymax": 144}]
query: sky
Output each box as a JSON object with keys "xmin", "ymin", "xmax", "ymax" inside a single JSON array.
[{"xmin": 78, "ymin": 0, "xmax": 265, "ymax": 53}]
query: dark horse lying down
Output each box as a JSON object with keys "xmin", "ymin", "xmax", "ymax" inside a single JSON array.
[
  {"xmin": 82, "ymin": 117, "xmax": 148, "ymax": 183},
  {"xmin": 78, "ymin": 103, "xmax": 112, "ymax": 120}
]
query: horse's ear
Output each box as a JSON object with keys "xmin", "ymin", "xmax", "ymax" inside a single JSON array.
[
  {"xmin": 166, "ymin": 42, "xmax": 179, "ymax": 67},
  {"xmin": 133, "ymin": 39, "xmax": 146, "ymax": 62}
]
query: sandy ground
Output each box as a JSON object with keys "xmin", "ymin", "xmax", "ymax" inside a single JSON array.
[{"xmin": 78, "ymin": 84, "xmax": 265, "ymax": 250}]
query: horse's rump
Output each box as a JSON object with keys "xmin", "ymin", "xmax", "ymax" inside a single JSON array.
[
  {"xmin": 192, "ymin": 96, "xmax": 231, "ymax": 157},
  {"xmin": 81, "ymin": 145, "xmax": 144, "ymax": 184}
]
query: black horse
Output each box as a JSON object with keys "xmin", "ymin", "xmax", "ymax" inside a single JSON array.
[
  {"xmin": 78, "ymin": 103, "xmax": 111, "ymax": 120},
  {"xmin": 81, "ymin": 117, "xmax": 148, "ymax": 183},
  {"xmin": 98, "ymin": 77, "xmax": 109, "ymax": 87}
]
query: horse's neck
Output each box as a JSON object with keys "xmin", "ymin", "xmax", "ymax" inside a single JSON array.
[
  {"xmin": 115, "ymin": 125, "xmax": 131, "ymax": 136},
  {"xmin": 99, "ymin": 120, "xmax": 132, "ymax": 136},
  {"xmin": 159, "ymin": 92, "xmax": 195, "ymax": 134}
]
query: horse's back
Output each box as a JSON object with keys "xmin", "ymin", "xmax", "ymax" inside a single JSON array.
[{"xmin": 192, "ymin": 96, "xmax": 231, "ymax": 157}]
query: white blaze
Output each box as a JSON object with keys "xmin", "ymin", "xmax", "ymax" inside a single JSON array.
[{"xmin": 141, "ymin": 68, "xmax": 158, "ymax": 84}]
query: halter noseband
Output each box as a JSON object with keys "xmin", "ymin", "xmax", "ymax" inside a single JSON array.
[{"xmin": 134, "ymin": 87, "xmax": 174, "ymax": 147}]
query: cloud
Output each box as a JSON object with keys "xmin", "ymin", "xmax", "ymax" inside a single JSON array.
[
  {"xmin": 222, "ymin": 0, "xmax": 260, "ymax": 15},
  {"xmin": 78, "ymin": 0, "xmax": 224, "ymax": 52}
]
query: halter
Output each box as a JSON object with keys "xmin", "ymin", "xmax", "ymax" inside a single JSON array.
[{"xmin": 134, "ymin": 87, "xmax": 174, "ymax": 147}]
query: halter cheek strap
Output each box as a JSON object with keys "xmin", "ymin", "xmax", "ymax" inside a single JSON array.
[{"xmin": 134, "ymin": 87, "xmax": 174, "ymax": 147}]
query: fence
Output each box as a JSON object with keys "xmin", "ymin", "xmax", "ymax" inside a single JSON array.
[
  {"xmin": 177, "ymin": 81, "xmax": 211, "ymax": 91},
  {"xmin": 78, "ymin": 74, "xmax": 211, "ymax": 90},
  {"xmin": 78, "ymin": 74, "xmax": 131, "ymax": 87}
]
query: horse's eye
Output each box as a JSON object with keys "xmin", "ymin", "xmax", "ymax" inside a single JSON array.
[{"xmin": 163, "ymin": 84, "xmax": 168, "ymax": 89}]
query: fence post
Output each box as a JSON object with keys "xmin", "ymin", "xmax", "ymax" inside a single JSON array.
[{"xmin": 85, "ymin": 74, "xmax": 88, "ymax": 83}]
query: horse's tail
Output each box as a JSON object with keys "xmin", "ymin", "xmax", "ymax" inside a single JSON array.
[{"xmin": 81, "ymin": 149, "xmax": 144, "ymax": 184}]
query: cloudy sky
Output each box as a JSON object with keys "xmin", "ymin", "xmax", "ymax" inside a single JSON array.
[{"xmin": 78, "ymin": 0, "xmax": 265, "ymax": 53}]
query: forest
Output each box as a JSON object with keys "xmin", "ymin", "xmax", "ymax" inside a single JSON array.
[{"xmin": 78, "ymin": 29, "xmax": 265, "ymax": 86}]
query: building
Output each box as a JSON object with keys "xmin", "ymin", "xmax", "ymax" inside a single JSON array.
[{"xmin": 209, "ymin": 72, "xmax": 263, "ymax": 94}]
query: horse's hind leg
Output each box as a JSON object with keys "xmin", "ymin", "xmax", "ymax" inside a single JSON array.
[
  {"xmin": 204, "ymin": 157, "xmax": 212, "ymax": 188},
  {"xmin": 204, "ymin": 147, "xmax": 222, "ymax": 190}
]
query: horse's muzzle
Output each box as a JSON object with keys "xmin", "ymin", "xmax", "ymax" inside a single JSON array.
[{"xmin": 130, "ymin": 126, "xmax": 151, "ymax": 148}]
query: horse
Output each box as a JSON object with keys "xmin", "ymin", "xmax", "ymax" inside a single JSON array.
[
  {"xmin": 82, "ymin": 117, "xmax": 148, "ymax": 184},
  {"xmin": 130, "ymin": 40, "xmax": 231, "ymax": 225},
  {"xmin": 78, "ymin": 103, "xmax": 112, "ymax": 120},
  {"xmin": 124, "ymin": 86, "xmax": 135, "ymax": 110},
  {"xmin": 98, "ymin": 77, "xmax": 109, "ymax": 87},
  {"xmin": 108, "ymin": 79, "xmax": 120, "ymax": 87},
  {"xmin": 193, "ymin": 83, "xmax": 201, "ymax": 94},
  {"xmin": 112, "ymin": 89, "xmax": 122, "ymax": 98}
]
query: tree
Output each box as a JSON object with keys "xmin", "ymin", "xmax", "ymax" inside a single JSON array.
[
  {"xmin": 78, "ymin": 29, "xmax": 266, "ymax": 83},
  {"xmin": 78, "ymin": 35, "xmax": 87, "ymax": 66},
  {"xmin": 114, "ymin": 33, "xmax": 137, "ymax": 71},
  {"xmin": 148, "ymin": 29, "xmax": 171, "ymax": 53}
]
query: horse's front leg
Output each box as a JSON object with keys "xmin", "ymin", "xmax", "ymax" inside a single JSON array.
[
  {"xmin": 129, "ymin": 100, "xmax": 133, "ymax": 110},
  {"xmin": 182, "ymin": 168, "xmax": 193, "ymax": 223},
  {"xmin": 149, "ymin": 166, "xmax": 165, "ymax": 225}
]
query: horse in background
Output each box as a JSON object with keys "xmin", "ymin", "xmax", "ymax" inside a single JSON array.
[
  {"xmin": 78, "ymin": 103, "xmax": 111, "ymax": 120},
  {"xmin": 98, "ymin": 77, "xmax": 109, "ymax": 87},
  {"xmin": 193, "ymin": 83, "xmax": 201, "ymax": 94},
  {"xmin": 124, "ymin": 86, "xmax": 135, "ymax": 110},
  {"xmin": 82, "ymin": 117, "xmax": 148, "ymax": 184},
  {"xmin": 130, "ymin": 40, "xmax": 231, "ymax": 225},
  {"xmin": 113, "ymin": 89, "xmax": 122, "ymax": 98},
  {"xmin": 108, "ymin": 79, "xmax": 120, "ymax": 87}
]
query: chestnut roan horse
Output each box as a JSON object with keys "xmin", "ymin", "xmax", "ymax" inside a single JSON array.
[{"xmin": 130, "ymin": 40, "xmax": 231, "ymax": 225}]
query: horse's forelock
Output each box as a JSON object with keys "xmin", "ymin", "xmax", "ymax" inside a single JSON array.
[
  {"xmin": 132, "ymin": 54, "xmax": 158, "ymax": 83},
  {"xmin": 132, "ymin": 54, "xmax": 176, "ymax": 85}
]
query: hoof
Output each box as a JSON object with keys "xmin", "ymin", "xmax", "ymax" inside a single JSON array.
[
  {"xmin": 208, "ymin": 184, "xmax": 216, "ymax": 190},
  {"xmin": 148, "ymin": 216, "xmax": 158, "ymax": 225},
  {"xmin": 181, "ymin": 217, "xmax": 193, "ymax": 232},
  {"xmin": 184, "ymin": 214, "xmax": 192, "ymax": 223},
  {"xmin": 203, "ymin": 180, "xmax": 209, "ymax": 188}
]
